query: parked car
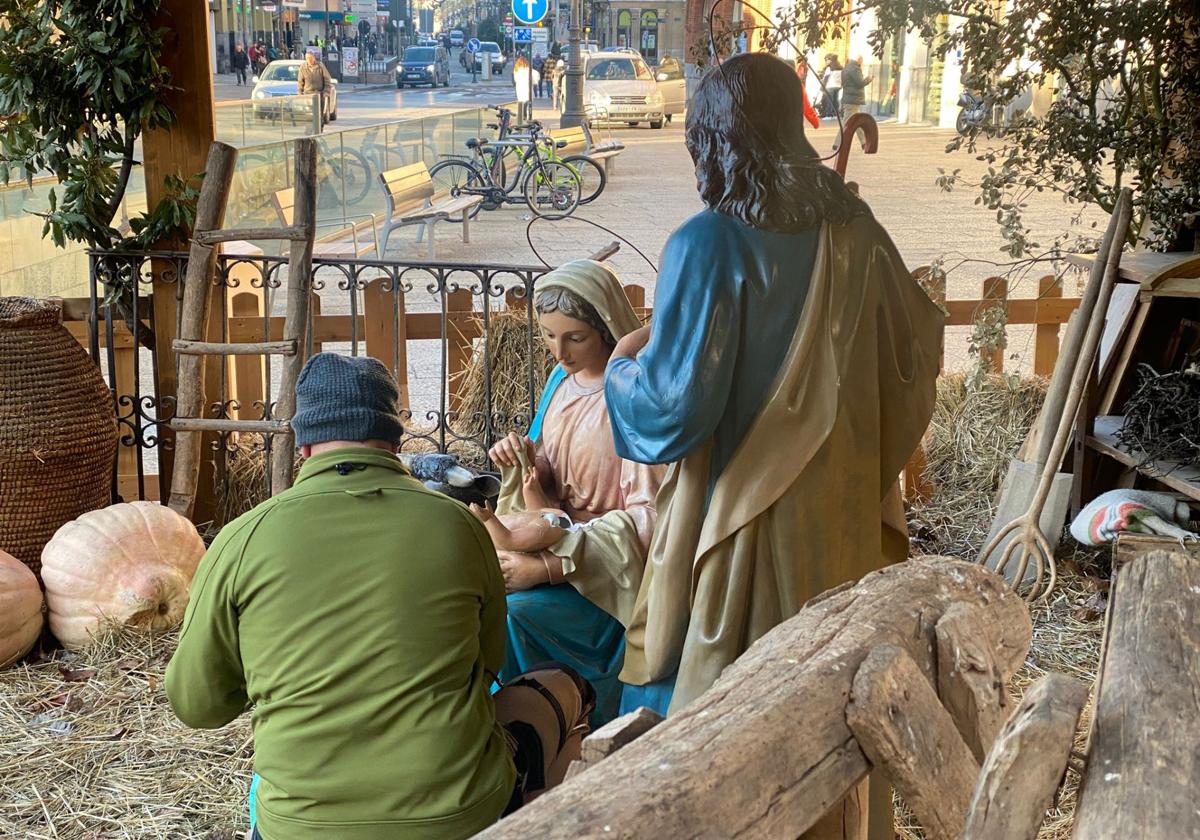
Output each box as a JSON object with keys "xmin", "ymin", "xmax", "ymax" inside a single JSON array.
[
  {"xmin": 418, "ymin": 36, "xmax": 439, "ymax": 47},
  {"xmin": 251, "ymin": 60, "xmax": 338, "ymax": 123},
  {"xmin": 654, "ymin": 55, "xmax": 686, "ymax": 121},
  {"xmin": 398, "ymin": 45, "xmax": 451, "ymax": 88},
  {"xmin": 449, "ymin": 29, "xmax": 465, "ymax": 47},
  {"xmin": 579, "ymin": 51, "xmax": 664, "ymax": 129},
  {"xmin": 470, "ymin": 41, "xmax": 506, "ymax": 74}
]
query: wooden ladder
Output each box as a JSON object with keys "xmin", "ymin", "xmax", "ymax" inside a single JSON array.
[{"xmin": 167, "ymin": 137, "xmax": 319, "ymax": 520}]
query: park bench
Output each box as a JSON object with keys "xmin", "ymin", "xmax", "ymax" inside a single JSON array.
[
  {"xmin": 271, "ymin": 188, "xmax": 379, "ymax": 259},
  {"xmin": 377, "ymin": 162, "xmax": 484, "ymax": 260},
  {"xmin": 550, "ymin": 125, "xmax": 624, "ymax": 176}
]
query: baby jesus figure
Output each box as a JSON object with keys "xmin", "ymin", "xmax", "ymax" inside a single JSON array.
[{"xmin": 470, "ymin": 469, "xmax": 573, "ymax": 552}]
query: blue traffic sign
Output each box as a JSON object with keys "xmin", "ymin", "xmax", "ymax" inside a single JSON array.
[
  {"xmin": 514, "ymin": 26, "xmax": 533, "ymax": 43},
  {"xmin": 466, "ymin": 37, "xmax": 481, "ymax": 53},
  {"xmin": 511, "ymin": 0, "xmax": 548, "ymax": 25}
]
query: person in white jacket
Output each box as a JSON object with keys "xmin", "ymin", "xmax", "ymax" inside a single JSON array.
[{"xmin": 513, "ymin": 56, "xmax": 541, "ymax": 122}]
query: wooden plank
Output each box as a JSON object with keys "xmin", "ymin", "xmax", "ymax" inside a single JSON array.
[
  {"xmin": 943, "ymin": 297, "xmax": 1078, "ymax": 326},
  {"xmin": 117, "ymin": 472, "xmax": 160, "ymax": 503},
  {"xmin": 935, "ymin": 603, "xmax": 1011, "ymax": 763},
  {"xmin": 847, "ymin": 645, "xmax": 979, "ymax": 840},
  {"xmin": 113, "ymin": 345, "xmax": 140, "ymax": 499},
  {"xmin": 1033, "ymin": 276, "xmax": 1063, "ymax": 376},
  {"xmin": 580, "ymin": 707, "xmax": 665, "ymax": 763},
  {"xmin": 446, "ymin": 287, "xmax": 473, "ymax": 409},
  {"xmin": 1073, "ymin": 552, "xmax": 1200, "ymax": 838},
  {"xmin": 363, "ymin": 277, "xmax": 398, "ymax": 378},
  {"xmin": 1113, "ymin": 533, "xmax": 1200, "ymax": 572},
  {"xmin": 982, "ymin": 277, "xmax": 1008, "ymax": 373},
  {"xmin": 65, "ymin": 321, "xmax": 137, "ymax": 350},
  {"xmin": 963, "ymin": 673, "xmax": 1087, "ymax": 840},
  {"xmin": 1086, "ymin": 415, "xmax": 1200, "ymax": 502},
  {"xmin": 1066, "ymin": 250, "xmax": 1200, "ymax": 289},
  {"xmin": 226, "ymin": 311, "xmax": 483, "ymax": 344},
  {"xmin": 477, "ymin": 558, "xmax": 1031, "ymax": 839},
  {"xmin": 227, "ymin": 288, "xmax": 266, "ymax": 423},
  {"xmin": 1098, "ymin": 299, "xmax": 1152, "ymax": 415}
]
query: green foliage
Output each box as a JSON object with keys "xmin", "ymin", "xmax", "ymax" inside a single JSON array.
[
  {"xmin": 477, "ymin": 18, "xmax": 503, "ymax": 46},
  {"xmin": 0, "ymin": 0, "xmax": 176, "ymax": 249},
  {"xmin": 766, "ymin": 0, "xmax": 1200, "ymax": 253}
]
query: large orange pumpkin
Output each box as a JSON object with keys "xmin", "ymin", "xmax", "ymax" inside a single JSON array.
[
  {"xmin": 41, "ymin": 502, "xmax": 205, "ymax": 649},
  {"xmin": 0, "ymin": 549, "xmax": 43, "ymax": 668}
]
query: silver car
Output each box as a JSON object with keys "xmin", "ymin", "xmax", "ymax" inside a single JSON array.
[{"xmin": 251, "ymin": 60, "xmax": 339, "ymax": 123}]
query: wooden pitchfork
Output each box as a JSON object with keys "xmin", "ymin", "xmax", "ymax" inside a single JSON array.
[{"xmin": 978, "ymin": 188, "xmax": 1133, "ymax": 601}]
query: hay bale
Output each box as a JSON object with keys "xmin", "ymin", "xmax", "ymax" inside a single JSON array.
[
  {"xmin": 907, "ymin": 373, "xmax": 1048, "ymax": 559},
  {"xmin": 450, "ymin": 310, "xmax": 555, "ymax": 465}
]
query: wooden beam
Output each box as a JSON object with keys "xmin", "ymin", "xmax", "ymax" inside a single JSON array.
[
  {"xmin": 963, "ymin": 673, "xmax": 1087, "ymax": 840},
  {"xmin": 847, "ymin": 645, "xmax": 979, "ymax": 840},
  {"xmin": 935, "ymin": 603, "xmax": 1011, "ymax": 763},
  {"xmin": 475, "ymin": 558, "xmax": 1031, "ymax": 839},
  {"xmin": 1073, "ymin": 551, "xmax": 1200, "ymax": 838},
  {"xmin": 581, "ymin": 707, "xmax": 665, "ymax": 763},
  {"xmin": 143, "ymin": 0, "xmax": 218, "ymax": 509}
]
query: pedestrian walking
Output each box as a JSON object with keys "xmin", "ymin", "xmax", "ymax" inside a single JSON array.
[
  {"xmin": 533, "ymin": 55, "xmax": 547, "ymax": 98},
  {"xmin": 513, "ymin": 56, "xmax": 540, "ymax": 122},
  {"xmin": 231, "ymin": 43, "xmax": 250, "ymax": 86},
  {"xmin": 834, "ymin": 55, "xmax": 874, "ymax": 150},
  {"xmin": 298, "ymin": 50, "xmax": 335, "ymax": 129},
  {"xmin": 256, "ymin": 43, "xmax": 269, "ymax": 75},
  {"xmin": 820, "ymin": 54, "xmax": 842, "ymax": 119}
]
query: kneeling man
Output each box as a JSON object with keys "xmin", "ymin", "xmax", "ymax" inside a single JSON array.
[{"xmin": 167, "ymin": 353, "xmax": 592, "ymax": 840}]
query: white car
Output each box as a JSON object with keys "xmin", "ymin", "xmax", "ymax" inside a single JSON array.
[
  {"xmin": 654, "ymin": 56, "xmax": 686, "ymax": 121},
  {"xmin": 251, "ymin": 60, "xmax": 338, "ymax": 123},
  {"xmin": 580, "ymin": 51, "xmax": 664, "ymax": 129}
]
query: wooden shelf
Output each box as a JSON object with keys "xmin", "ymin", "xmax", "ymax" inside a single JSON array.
[
  {"xmin": 1086, "ymin": 415, "xmax": 1200, "ymax": 502},
  {"xmin": 1066, "ymin": 251, "xmax": 1200, "ymax": 293}
]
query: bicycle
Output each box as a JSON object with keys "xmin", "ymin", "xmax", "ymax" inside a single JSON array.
[
  {"xmin": 428, "ymin": 122, "xmax": 583, "ymax": 218},
  {"xmin": 482, "ymin": 105, "xmax": 607, "ymax": 205}
]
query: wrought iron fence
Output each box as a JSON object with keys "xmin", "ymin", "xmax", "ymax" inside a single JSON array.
[{"xmin": 85, "ymin": 248, "xmax": 573, "ymax": 520}]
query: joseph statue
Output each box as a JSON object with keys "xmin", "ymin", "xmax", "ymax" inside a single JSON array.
[{"xmin": 605, "ymin": 52, "xmax": 944, "ymax": 718}]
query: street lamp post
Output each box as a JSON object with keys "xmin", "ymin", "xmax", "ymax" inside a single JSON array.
[{"xmin": 560, "ymin": 0, "xmax": 584, "ymax": 127}]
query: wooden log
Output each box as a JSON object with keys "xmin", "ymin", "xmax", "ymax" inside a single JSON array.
[
  {"xmin": 847, "ymin": 645, "xmax": 979, "ymax": 840},
  {"xmin": 935, "ymin": 603, "xmax": 1011, "ymax": 763},
  {"xmin": 962, "ymin": 673, "xmax": 1087, "ymax": 840},
  {"xmin": 269, "ymin": 137, "xmax": 317, "ymax": 496},
  {"xmin": 1112, "ymin": 533, "xmax": 1200, "ymax": 572},
  {"xmin": 194, "ymin": 224, "xmax": 307, "ymax": 244},
  {"xmin": 581, "ymin": 706, "xmax": 664, "ymax": 763},
  {"xmin": 173, "ymin": 339, "xmax": 296, "ymax": 356},
  {"xmin": 1072, "ymin": 551, "xmax": 1200, "ymax": 839},
  {"xmin": 171, "ymin": 419, "xmax": 289, "ymax": 433},
  {"xmin": 167, "ymin": 141, "xmax": 240, "ymax": 519},
  {"xmin": 476, "ymin": 558, "xmax": 1031, "ymax": 839}
]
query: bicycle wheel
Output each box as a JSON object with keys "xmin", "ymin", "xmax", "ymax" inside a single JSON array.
[
  {"xmin": 562, "ymin": 155, "xmax": 606, "ymax": 205},
  {"xmin": 335, "ymin": 148, "xmax": 373, "ymax": 206},
  {"xmin": 523, "ymin": 161, "xmax": 581, "ymax": 217},
  {"xmin": 428, "ymin": 159, "xmax": 486, "ymax": 221}
]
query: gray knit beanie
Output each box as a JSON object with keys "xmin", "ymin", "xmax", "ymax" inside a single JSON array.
[{"xmin": 291, "ymin": 353, "xmax": 404, "ymax": 447}]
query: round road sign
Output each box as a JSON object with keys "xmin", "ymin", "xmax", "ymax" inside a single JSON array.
[{"xmin": 466, "ymin": 37, "xmax": 481, "ymax": 53}]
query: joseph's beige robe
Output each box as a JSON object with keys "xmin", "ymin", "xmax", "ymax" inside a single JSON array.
[{"xmin": 619, "ymin": 214, "xmax": 945, "ymax": 713}]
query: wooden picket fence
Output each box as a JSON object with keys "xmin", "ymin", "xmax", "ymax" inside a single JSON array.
[{"xmin": 64, "ymin": 268, "xmax": 1079, "ymax": 502}]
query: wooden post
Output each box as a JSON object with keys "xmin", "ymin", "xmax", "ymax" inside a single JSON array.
[
  {"xmin": 167, "ymin": 142, "xmax": 240, "ymax": 520},
  {"xmin": 474, "ymin": 558, "xmax": 1031, "ymax": 839},
  {"xmin": 981, "ymin": 276, "xmax": 1007, "ymax": 374},
  {"xmin": 269, "ymin": 137, "xmax": 317, "ymax": 496},
  {"xmin": 963, "ymin": 673, "xmax": 1087, "ymax": 840},
  {"xmin": 363, "ymin": 277, "xmax": 410, "ymax": 410},
  {"xmin": 935, "ymin": 603, "xmax": 1010, "ymax": 763},
  {"xmin": 446, "ymin": 288, "xmax": 473, "ymax": 409},
  {"xmin": 847, "ymin": 645, "xmax": 980, "ymax": 840},
  {"xmin": 143, "ymin": 0, "xmax": 218, "ymax": 508},
  {"xmin": 1073, "ymin": 551, "xmax": 1200, "ymax": 838},
  {"xmin": 1033, "ymin": 275, "xmax": 1063, "ymax": 377}
]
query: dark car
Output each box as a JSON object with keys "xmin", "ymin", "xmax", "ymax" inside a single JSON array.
[{"xmin": 397, "ymin": 45, "xmax": 451, "ymax": 88}]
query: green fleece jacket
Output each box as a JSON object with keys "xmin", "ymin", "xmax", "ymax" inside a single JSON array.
[{"xmin": 165, "ymin": 448, "xmax": 515, "ymax": 840}]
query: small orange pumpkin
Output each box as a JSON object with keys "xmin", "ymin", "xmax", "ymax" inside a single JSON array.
[
  {"xmin": 41, "ymin": 502, "xmax": 205, "ymax": 649},
  {"xmin": 0, "ymin": 549, "xmax": 44, "ymax": 668}
]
